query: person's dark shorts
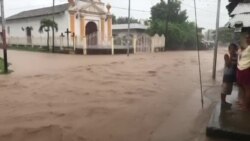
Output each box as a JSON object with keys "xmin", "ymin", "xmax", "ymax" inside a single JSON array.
[
  {"xmin": 221, "ymin": 82, "xmax": 233, "ymax": 95},
  {"xmin": 237, "ymin": 68, "xmax": 250, "ymax": 86}
]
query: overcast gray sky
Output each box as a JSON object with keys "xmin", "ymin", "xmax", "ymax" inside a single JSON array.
[{"xmin": 5, "ymin": 0, "xmax": 229, "ymax": 30}]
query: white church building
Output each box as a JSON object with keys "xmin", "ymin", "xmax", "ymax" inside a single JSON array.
[{"xmin": 6, "ymin": 0, "xmax": 113, "ymax": 54}]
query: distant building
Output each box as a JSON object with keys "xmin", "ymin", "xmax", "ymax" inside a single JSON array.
[
  {"xmin": 112, "ymin": 23, "xmax": 165, "ymax": 52},
  {"xmin": 112, "ymin": 23, "xmax": 149, "ymax": 38},
  {"xmin": 204, "ymin": 29, "xmax": 215, "ymax": 41},
  {"xmin": 227, "ymin": 2, "xmax": 250, "ymax": 47}
]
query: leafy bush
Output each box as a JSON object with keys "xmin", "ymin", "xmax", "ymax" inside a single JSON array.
[
  {"xmin": 0, "ymin": 57, "xmax": 3, "ymax": 73},
  {"xmin": 148, "ymin": 0, "xmax": 201, "ymax": 49}
]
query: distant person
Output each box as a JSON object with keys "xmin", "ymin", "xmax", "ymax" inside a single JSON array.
[
  {"xmin": 221, "ymin": 43, "xmax": 238, "ymax": 107},
  {"xmin": 237, "ymin": 33, "xmax": 250, "ymax": 110}
]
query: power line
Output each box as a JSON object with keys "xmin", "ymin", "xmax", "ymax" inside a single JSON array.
[{"xmin": 112, "ymin": 6, "xmax": 150, "ymax": 13}]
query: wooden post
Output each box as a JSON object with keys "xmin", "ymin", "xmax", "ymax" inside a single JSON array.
[
  {"xmin": 127, "ymin": 0, "xmax": 131, "ymax": 56},
  {"xmin": 212, "ymin": 0, "xmax": 221, "ymax": 79},
  {"xmin": 1, "ymin": 0, "xmax": 8, "ymax": 73},
  {"xmin": 52, "ymin": 0, "xmax": 55, "ymax": 53}
]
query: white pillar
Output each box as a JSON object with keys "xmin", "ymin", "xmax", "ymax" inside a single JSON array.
[
  {"xmin": 133, "ymin": 37, "xmax": 137, "ymax": 54},
  {"xmin": 60, "ymin": 37, "xmax": 63, "ymax": 50},
  {"xmin": 111, "ymin": 37, "xmax": 114, "ymax": 55},
  {"xmin": 83, "ymin": 37, "xmax": 87, "ymax": 55},
  {"xmin": 31, "ymin": 36, "xmax": 34, "ymax": 48},
  {"xmin": 151, "ymin": 37, "xmax": 155, "ymax": 53}
]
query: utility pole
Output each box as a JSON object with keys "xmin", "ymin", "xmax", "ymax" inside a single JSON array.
[
  {"xmin": 127, "ymin": 0, "xmax": 131, "ymax": 56},
  {"xmin": 165, "ymin": 0, "xmax": 171, "ymax": 51},
  {"xmin": 52, "ymin": 0, "xmax": 55, "ymax": 53},
  {"xmin": 212, "ymin": 0, "xmax": 221, "ymax": 79},
  {"xmin": 1, "ymin": 0, "xmax": 8, "ymax": 73},
  {"xmin": 194, "ymin": 0, "xmax": 204, "ymax": 109}
]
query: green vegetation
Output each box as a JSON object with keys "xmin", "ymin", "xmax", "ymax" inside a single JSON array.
[
  {"xmin": 9, "ymin": 45, "xmax": 73, "ymax": 54},
  {"xmin": 9, "ymin": 45, "xmax": 50, "ymax": 53},
  {"xmin": 218, "ymin": 27, "xmax": 234, "ymax": 44},
  {"xmin": 148, "ymin": 0, "xmax": 200, "ymax": 50},
  {"xmin": 112, "ymin": 15, "xmax": 140, "ymax": 24},
  {"xmin": 0, "ymin": 57, "xmax": 13, "ymax": 74},
  {"xmin": 0, "ymin": 57, "xmax": 3, "ymax": 73},
  {"xmin": 39, "ymin": 19, "xmax": 58, "ymax": 49}
]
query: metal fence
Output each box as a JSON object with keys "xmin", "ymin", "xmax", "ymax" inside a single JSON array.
[{"xmin": 6, "ymin": 34, "xmax": 165, "ymax": 55}]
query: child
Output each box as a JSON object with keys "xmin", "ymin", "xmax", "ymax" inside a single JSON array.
[{"xmin": 221, "ymin": 43, "xmax": 238, "ymax": 107}]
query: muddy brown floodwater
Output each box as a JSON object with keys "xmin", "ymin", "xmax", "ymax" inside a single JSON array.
[{"xmin": 0, "ymin": 48, "xmax": 231, "ymax": 141}]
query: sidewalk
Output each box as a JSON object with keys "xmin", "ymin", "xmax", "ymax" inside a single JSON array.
[{"xmin": 207, "ymin": 86, "xmax": 250, "ymax": 141}]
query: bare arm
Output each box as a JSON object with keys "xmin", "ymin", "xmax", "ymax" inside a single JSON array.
[{"xmin": 224, "ymin": 54, "xmax": 231, "ymax": 67}]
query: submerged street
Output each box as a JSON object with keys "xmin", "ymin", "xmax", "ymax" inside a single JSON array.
[{"xmin": 0, "ymin": 49, "xmax": 230, "ymax": 141}]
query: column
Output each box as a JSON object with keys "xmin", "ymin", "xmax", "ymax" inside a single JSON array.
[
  {"xmin": 101, "ymin": 17, "xmax": 105, "ymax": 41},
  {"xmin": 133, "ymin": 37, "xmax": 137, "ymax": 54},
  {"xmin": 111, "ymin": 37, "xmax": 114, "ymax": 55},
  {"xmin": 69, "ymin": 11, "xmax": 76, "ymax": 35},
  {"xmin": 107, "ymin": 15, "xmax": 112, "ymax": 40},
  {"xmin": 80, "ymin": 15, "xmax": 86, "ymax": 39}
]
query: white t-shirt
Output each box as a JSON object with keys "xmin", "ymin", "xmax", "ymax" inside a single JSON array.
[{"xmin": 238, "ymin": 46, "xmax": 250, "ymax": 70}]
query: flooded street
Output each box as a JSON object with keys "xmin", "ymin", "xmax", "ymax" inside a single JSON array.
[{"xmin": 0, "ymin": 49, "xmax": 228, "ymax": 141}]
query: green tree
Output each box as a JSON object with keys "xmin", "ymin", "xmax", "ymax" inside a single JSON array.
[
  {"xmin": 114, "ymin": 17, "xmax": 139, "ymax": 24},
  {"xmin": 112, "ymin": 14, "xmax": 116, "ymax": 24},
  {"xmin": 0, "ymin": 57, "xmax": 3, "ymax": 73},
  {"xmin": 148, "ymin": 0, "xmax": 198, "ymax": 49},
  {"xmin": 39, "ymin": 19, "xmax": 58, "ymax": 49},
  {"xmin": 218, "ymin": 27, "xmax": 234, "ymax": 43},
  {"xmin": 151, "ymin": 0, "xmax": 187, "ymax": 23}
]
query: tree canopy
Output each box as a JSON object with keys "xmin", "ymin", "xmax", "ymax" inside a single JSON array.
[
  {"xmin": 39, "ymin": 19, "xmax": 58, "ymax": 33},
  {"xmin": 39, "ymin": 19, "xmax": 58, "ymax": 49},
  {"xmin": 148, "ymin": 0, "xmax": 198, "ymax": 49},
  {"xmin": 112, "ymin": 16, "xmax": 139, "ymax": 24},
  {"xmin": 218, "ymin": 27, "xmax": 234, "ymax": 44},
  {"xmin": 151, "ymin": 0, "xmax": 187, "ymax": 23}
]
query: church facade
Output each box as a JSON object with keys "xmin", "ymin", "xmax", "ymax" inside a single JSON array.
[{"xmin": 6, "ymin": 0, "xmax": 113, "ymax": 53}]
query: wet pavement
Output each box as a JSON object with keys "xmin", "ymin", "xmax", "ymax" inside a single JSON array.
[{"xmin": 207, "ymin": 86, "xmax": 250, "ymax": 141}]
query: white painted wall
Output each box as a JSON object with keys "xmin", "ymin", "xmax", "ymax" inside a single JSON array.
[
  {"xmin": 6, "ymin": 11, "xmax": 71, "ymax": 47},
  {"xmin": 6, "ymin": 12, "xmax": 69, "ymax": 38}
]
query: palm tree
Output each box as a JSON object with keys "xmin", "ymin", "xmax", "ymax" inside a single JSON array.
[{"xmin": 39, "ymin": 19, "xmax": 58, "ymax": 52}]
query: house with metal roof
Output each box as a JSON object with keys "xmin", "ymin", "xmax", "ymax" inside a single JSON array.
[
  {"xmin": 6, "ymin": 0, "xmax": 113, "ymax": 54},
  {"xmin": 228, "ymin": 2, "xmax": 250, "ymax": 29},
  {"xmin": 227, "ymin": 1, "xmax": 250, "ymax": 47}
]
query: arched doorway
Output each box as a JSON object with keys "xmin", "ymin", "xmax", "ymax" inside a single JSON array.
[
  {"xmin": 86, "ymin": 21, "xmax": 98, "ymax": 46},
  {"xmin": 26, "ymin": 26, "xmax": 32, "ymax": 44}
]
